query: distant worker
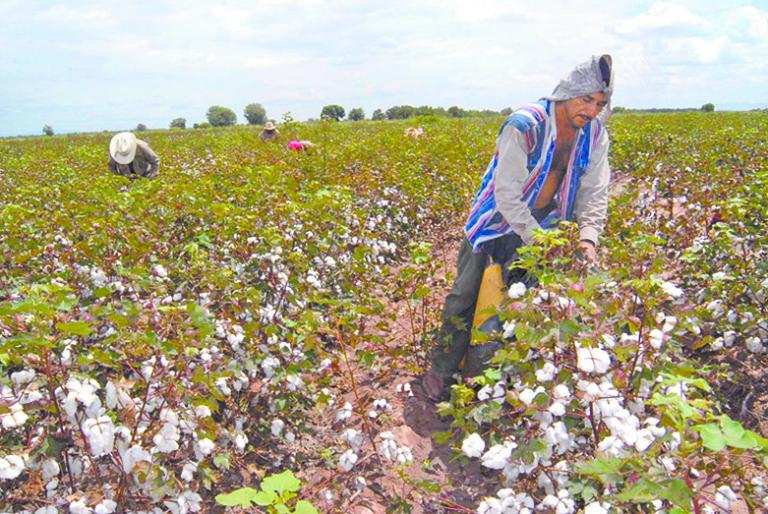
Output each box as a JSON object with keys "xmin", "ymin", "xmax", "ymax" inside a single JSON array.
[
  {"xmin": 287, "ymin": 139, "xmax": 315, "ymax": 151},
  {"xmin": 404, "ymin": 126, "xmax": 425, "ymax": 139},
  {"xmin": 108, "ymin": 132, "xmax": 159, "ymax": 179},
  {"xmin": 260, "ymin": 121, "xmax": 280, "ymax": 142}
]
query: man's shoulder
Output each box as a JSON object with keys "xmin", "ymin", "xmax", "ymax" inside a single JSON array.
[{"xmin": 501, "ymin": 101, "xmax": 550, "ymax": 134}]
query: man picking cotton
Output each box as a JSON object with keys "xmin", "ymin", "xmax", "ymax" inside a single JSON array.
[
  {"xmin": 420, "ymin": 55, "xmax": 614, "ymax": 401},
  {"xmin": 108, "ymin": 132, "xmax": 160, "ymax": 179}
]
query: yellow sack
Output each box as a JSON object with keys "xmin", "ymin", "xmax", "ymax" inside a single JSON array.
[{"xmin": 472, "ymin": 261, "xmax": 505, "ymax": 329}]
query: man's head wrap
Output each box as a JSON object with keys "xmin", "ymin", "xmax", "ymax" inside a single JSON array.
[{"xmin": 545, "ymin": 54, "xmax": 614, "ymax": 122}]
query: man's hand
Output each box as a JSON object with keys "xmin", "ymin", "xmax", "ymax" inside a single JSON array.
[{"xmin": 577, "ymin": 240, "xmax": 597, "ymax": 264}]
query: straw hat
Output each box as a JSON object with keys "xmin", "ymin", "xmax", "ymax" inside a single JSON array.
[
  {"xmin": 109, "ymin": 132, "xmax": 138, "ymax": 164},
  {"xmin": 264, "ymin": 121, "xmax": 276, "ymax": 131}
]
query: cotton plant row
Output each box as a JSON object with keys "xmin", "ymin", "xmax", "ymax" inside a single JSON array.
[
  {"xmin": 0, "ymin": 124, "xmax": 479, "ymax": 510},
  {"xmin": 432, "ymin": 221, "xmax": 768, "ymax": 514}
]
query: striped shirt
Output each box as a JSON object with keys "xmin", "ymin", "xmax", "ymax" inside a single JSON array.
[{"xmin": 465, "ymin": 100, "xmax": 610, "ymax": 252}]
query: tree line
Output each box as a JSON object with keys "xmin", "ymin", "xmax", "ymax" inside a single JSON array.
[{"xmin": 40, "ymin": 101, "xmax": 727, "ymax": 136}]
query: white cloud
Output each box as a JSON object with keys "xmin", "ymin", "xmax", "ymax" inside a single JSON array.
[{"xmin": 614, "ymin": 2, "xmax": 710, "ymax": 35}]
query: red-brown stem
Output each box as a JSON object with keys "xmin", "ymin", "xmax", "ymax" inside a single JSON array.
[{"xmin": 335, "ymin": 326, "xmax": 379, "ymax": 454}]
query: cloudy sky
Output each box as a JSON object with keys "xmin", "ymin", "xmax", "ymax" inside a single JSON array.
[{"xmin": 1, "ymin": 0, "xmax": 766, "ymax": 136}]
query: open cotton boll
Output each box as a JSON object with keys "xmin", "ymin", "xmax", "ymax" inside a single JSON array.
[
  {"xmin": 481, "ymin": 440, "xmax": 516, "ymax": 469},
  {"xmin": 0, "ymin": 454, "xmax": 25, "ymax": 480},
  {"xmin": 508, "ymin": 282, "xmax": 526, "ymax": 299},
  {"xmin": 576, "ymin": 347, "xmax": 611, "ymax": 374},
  {"xmin": 461, "ymin": 433, "xmax": 486, "ymax": 458},
  {"xmin": 338, "ymin": 449, "xmax": 358, "ymax": 472}
]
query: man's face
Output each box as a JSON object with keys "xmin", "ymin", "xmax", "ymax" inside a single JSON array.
[{"xmin": 561, "ymin": 92, "xmax": 608, "ymax": 129}]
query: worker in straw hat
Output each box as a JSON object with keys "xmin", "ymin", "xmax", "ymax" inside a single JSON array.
[
  {"xmin": 108, "ymin": 132, "xmax": 160, "ymax": 179},
  {"xmin": 259, "ymin": 121, "xmax": 280, "ymax": 142}
]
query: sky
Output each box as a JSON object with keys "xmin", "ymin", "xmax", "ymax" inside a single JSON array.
[{"xmin": 1, "ymin": 0, "xmax": 766, "ymax": 137}]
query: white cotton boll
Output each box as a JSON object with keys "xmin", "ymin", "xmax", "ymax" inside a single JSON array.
[
  {"xmin": 477, "ymin": 385, "xmax": 492, "ymax": 402},
  {"xmin": 83, "ymin": 416, "xmax": 115, "ymax": 456},
  {"xmin": 669, "ymin": 432, "xmax": 682, "ymax": 451},
  {"xmin": 553, "ymin": 384, "xmax": 571, "ymax": 401},
  {"xmin": 152, "ymin": 423, "xmax": 180, "ymax": 453},
  {"xmin": 635, "ymin": 428, "xmax": 655, "ymax": 452},
  {"xmin": 194, "ymin": 405, "xmax": 211, "ymax": 418},
  {"xmin": 94, "ymin": 500, "xmax": 117, "ymax": 514},
  {"xmin": 661, "ymin": 281, "xmax": 683, "ymax": 299},
  {"xmin": 601, "ymin": 334, "xmax": 616, "ymax": 348},
  {"xmin": 285, "ymin": 374, "xmax": 303, "ymax": 391},
  {"xmin": 746, "ymin": 337, "xmax": 765, "ymax": 353},
  {"xmin": 536, "ymin": 361, "xmax": 557, "ymax": 383},
  {"xmin": 661, "ymin": 456, "xmax": 676, "ymax": 473},
  {"xmin": 502, "ymin": 321, "xmax": 516, "ymax": 339},
  {"xmin": 373, "ymin": 398, "xmax": 390, "ymax": 410},
  {"xmin": 508, "ymin": 282, "xmax": 526, "ymax": 299},
  {"xmin": 378, "ymin": 438, "xmax": 398, "ymax": 461},
  {"xmin": 11, "ymin": 369, "xmax": 35, "ymax": 386},
  {"xmin": 477, "ymin": 497, "xmax": 503, "ymax": 514},
  {"xmin": 584, "ymin": 501, "xmax": 611, "ymax": 514},
  {"xmin": 519, "ymin": 387, "xmax": 543, "ymax": 406},
  {"xmin": 69, "ymin": 500, "xmax": 92, "ymax": 514},
  {"xmin": 711, "ymin": 337, "xmax": 725, "ymax": 351},
  {"xmin": 181, "ymin": 462, "xmax": 197, "ymax": 482},
  {"xmin": 335, "ymin": 402, "xmax": 353, "ymax": 422},
  {"xmin": 215, "ymin": 377, "xmax": 231, "ymax": 397},
  {"xmin": 707, "ymin": 300, "xmax": 725, "ymax": 318},
  {"xmin": 197, "ymin": 438, "xmax": 215, "ymax": 456},
  {"xmin": 662, "ymin": 316, "xmax": 678, "ymax": 333},
  {"xmin": 35, "ymin": 507, "xmax": 58, "ymax": 514},
  {"xmin": 1, "ymin": 403, "xmax": 29, "ymax": 429},
  {"xmin": 234, "ymin": 432, "xmax": 248, "ymax": 452},
  {"xmin": 271, "ymin": 419, "xmax": 285, "ymax": 437},
  {"xmin": 285, "ymin": 431, "xmax": 296, "ymax": 443},
  {"xmin": 723, "ymin": 331, "xmax": 736, "ymax": 346},
  {"xmin": 0, "ymin": 455, "xmax": 25, "ymax": 480},
  {"xmin": 341, "ymin": 429, "xmax": 364, "ymax": 450},
  {"xmin": 577, "ymin": 347, "xmax": 611, "ymax": 374},
  {"xmin": 715, "ymin": 485, "xmax": 738, "ymax": 510},
  {"xmin": 481, "ymin": 441, "xmax": 516, "ymax": 470},
  {"xmin": 122, "ymin": 445, "xmax": 151, "ymax": 473},
  {"xmin": 549, "ymin": 401, "xmax": 566, "ymax": 417},
  {"xmin": 42, "ymin": 458, "xmax": 60, "ymax": 481},
  {"xmin": 461, "ymin": 433, "xmax": 486, "ymax": 458},
  {"xmin": 338, "ymin": 449, "xmax": 358, "ymax": 472},
  {"xmin": 648, "ymin": 329, "xmax": 664, "ymax": 350},
  {"xmin": 261, "ymin": 356, "xmax": 280, "ymax": 379},
  {"xmin": 395, "ymin": 446, "xmax": 413, "ymax": 464},
  {"xmin": 153, "ymin": 264, "xmax": 168, "ymax": 278}
]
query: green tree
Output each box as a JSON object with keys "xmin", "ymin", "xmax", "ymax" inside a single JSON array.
[
  {"xmin": 170, "ymin": 118, "xmax": 186, "ymax": 129},
  {"xmin": 42, "ymin": 125, "xmax": 54, "ymax": 136},
  {"xmin": 207, "ymin": 106, "xmax": 237, "ymax": 126},
  {"xmin": 447, "ymin": 105, "xmax": 465, "ymax": 118},
  {"xmin": 701, "ymin": 103, "xmax": 715, "ymax": 112},
  {"xmin": 320, "ymin": 104, "xmax": 345, "ymax": 121},
  {"xmin": 193, "ymin": 122, "xmax": 212, "ymax": 129},
  {"xmin": 371, "ymin": 109, "xmax": 385, "ymax": 121},
  {"xmin": 348, "ymin": 107, "xmax": 365, "ymax": 121},
  {"xmin": 136, "ymin": 123, "xmax": 147, "ymax": 131},
  {"xmin": 244, "ymin": 103, "xmax": 267, "ymax": 125},
  {"xmin": 500, "ymin": 107, "xmax": 513, "ymax": 116}
]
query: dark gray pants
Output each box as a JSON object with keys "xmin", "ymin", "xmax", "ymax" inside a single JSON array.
[{"xmin": 430, "ymin": 208, "xmax": 551, "ymax": 379}]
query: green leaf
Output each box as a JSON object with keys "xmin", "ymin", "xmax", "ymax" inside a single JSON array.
[
  {"xmin": 215, "ymin": 487, "xmax": 260, "ymax": 507},
  {"xmin": 252, "ymin": 490, "xmax": 278, "ymax": 506},
  {"xmin": 294, "ymin": 500, "xmax": 320, "ymax": 514},
  {"xmin": 56, "ymin": 321, "xmax": 93, "ymax": 336},
  {"xmin": 261, "ymin": 470, "xmax": 301, "ymax": 496},
  {"xmin": 615, "ymin": 478, "xmax": 658, "ymax": 503},
  {"xmin": 696, "ymin": 423, "xmax": 726, "ymax": 452},
  {"xmin": 720, "ymin": 415, "xmax": 758, "ymax": 449},
  {"xmin": 658, "ymin": 479, "xmax": 692, "ymax": 507},
  {"xmin": 274, "ymin": 504, "xmax": 291, "ymax": 514},
  {"xmin": 575, "ymin": 456, "xmax": 624, "ymax": 484}
]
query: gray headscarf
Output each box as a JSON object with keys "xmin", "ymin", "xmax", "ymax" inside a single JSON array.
[{"xmin": 545, "ymin": 54, "xmax": 614, "ymax": 122}]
